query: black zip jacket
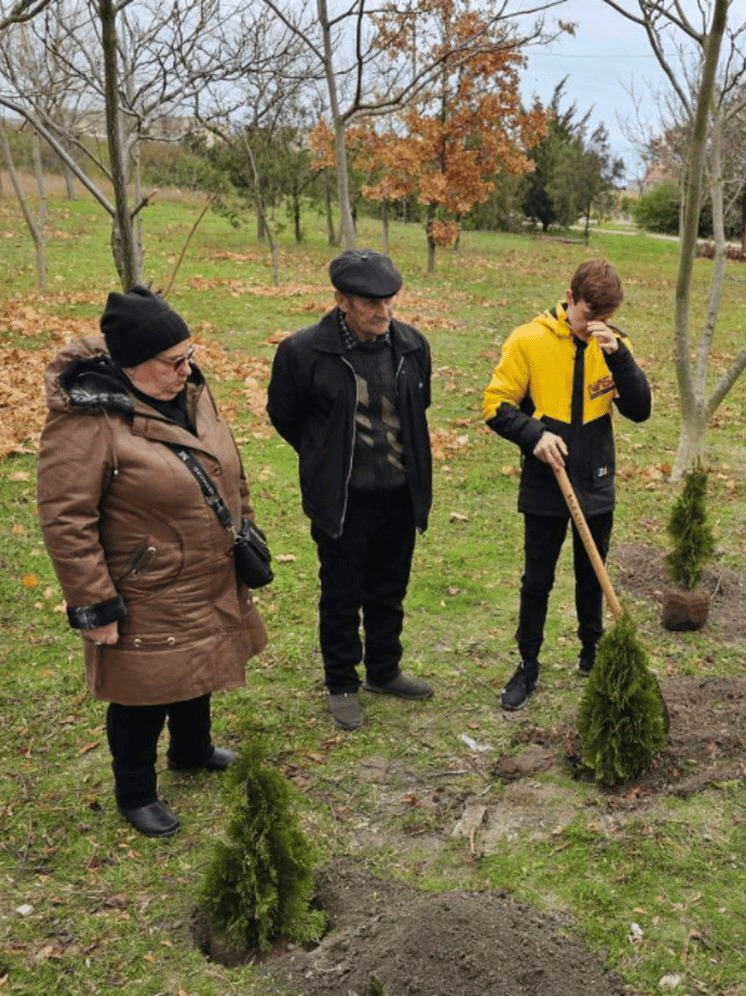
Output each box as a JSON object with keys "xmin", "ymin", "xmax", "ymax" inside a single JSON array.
[{"xmin": 267, "ymin": 309, "xmax": 432, "ymax": 538}]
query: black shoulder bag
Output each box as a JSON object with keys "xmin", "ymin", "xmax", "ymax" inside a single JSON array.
[{"xmin": 169, "ymin": 445, "xmax": 273, "ymax": 589}]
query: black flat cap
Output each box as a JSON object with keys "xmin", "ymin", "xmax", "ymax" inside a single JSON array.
[{"xmin": 329, "ymin": 249, "xmax": 402, "ymax": 298}]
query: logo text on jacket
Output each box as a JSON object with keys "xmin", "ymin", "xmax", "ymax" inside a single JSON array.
[{"xmin": 588, "ymin": 375, "xmax": 615, "ymax": 400}]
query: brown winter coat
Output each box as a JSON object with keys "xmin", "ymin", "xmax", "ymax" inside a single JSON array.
[{"xmin": 37, "ymin": 335, "xmax": 267, "ymax": 706}]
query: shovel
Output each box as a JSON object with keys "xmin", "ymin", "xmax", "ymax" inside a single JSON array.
[{"xmin": 552, "ymin": 465, "xmax": 622, "ymax": 620}]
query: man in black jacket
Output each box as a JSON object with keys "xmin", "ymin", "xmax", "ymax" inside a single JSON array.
[{"xmin": 267, "ymin": 249, "xmax": 434, "ymax": 730}]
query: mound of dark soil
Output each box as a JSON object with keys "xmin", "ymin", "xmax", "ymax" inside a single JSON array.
[{"xmin": 259, "ymin": 862, "xmax": 628, "ymax": 996}]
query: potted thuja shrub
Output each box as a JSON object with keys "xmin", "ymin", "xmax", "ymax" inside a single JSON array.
[{"xmin": 661, "ymin": 460, "xmax": 716, "ymax": 631}]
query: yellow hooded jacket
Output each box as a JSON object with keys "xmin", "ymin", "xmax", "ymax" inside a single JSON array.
[{"xmin": 482, "ymin": 301, "xmax": 651, "ymax": 517}]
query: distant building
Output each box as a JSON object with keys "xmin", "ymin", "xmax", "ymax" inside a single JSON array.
[
  {"xmin": 56, "ymin": 108, "xmax": 214, "ymax": 146},
  {"xmin": 638, "ymin": 162, "xmax": 677, "ymax": 194}
]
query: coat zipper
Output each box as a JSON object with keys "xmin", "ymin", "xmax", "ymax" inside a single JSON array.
[
  {"xmin": 336, "ymin": 354, "xmax": 358, "ymax": 538},
  {"xmin": 116, "ymin": 545, "xmax": 157, "ymax": 582}
]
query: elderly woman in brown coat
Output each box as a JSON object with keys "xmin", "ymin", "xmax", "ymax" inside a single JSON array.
[{"xmin": 37, "ymin": 287, "xmax": 267, "ymax": 837}]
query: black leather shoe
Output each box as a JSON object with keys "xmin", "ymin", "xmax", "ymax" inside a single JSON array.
[
  {"xmin": 167, "ymin": 746, "xmax": 237, "ymax": 772},
  {"xmin": 120, "ymin": 801, "xmax": 180, "ymax": 837}
]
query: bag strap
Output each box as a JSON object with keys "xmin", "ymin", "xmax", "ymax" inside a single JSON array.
[{"xmin": 167, "ymin": 444, "xmax": 236, "ymax": 534}]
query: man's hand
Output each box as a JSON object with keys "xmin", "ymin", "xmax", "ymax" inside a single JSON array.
[
  {"xmin": 588, "ymin": 321, "xmax": 619, "ymax": 354},
  {"xmin": 533, "ymin": 431, "xmax": 568, "ymax": 470},
  {"xmin": 83, "ymin": 621, "xmax": 120, "ymax": 646}
]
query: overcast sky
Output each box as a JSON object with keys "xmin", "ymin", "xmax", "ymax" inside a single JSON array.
[{"xmin": 517, "ymin": 0, "xmax": 746, "ymax": 185}]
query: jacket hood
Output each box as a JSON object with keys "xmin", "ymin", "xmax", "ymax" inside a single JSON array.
[
  {"xmin": 44, "ymin": 334, "xmax": 203, "ymax": 416},
  {"xmin": 532, "ymin": 301, "xmax": 573, "ymax": 340}
]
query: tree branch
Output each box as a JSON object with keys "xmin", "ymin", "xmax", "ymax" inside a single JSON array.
[
  {"xmin": 0, "ymin": 96, "xmax": 116, "ymax": 212},
  {"xmin": 706, "ymin": 344, "xmax": 746, "ymax": 418},
  {"xmin": 0, "ymin": 0, "xmax": 53, "ymax": 31}
]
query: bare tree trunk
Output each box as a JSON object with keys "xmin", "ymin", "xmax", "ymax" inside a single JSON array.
[
  {"xmin": 130, "ymin": 129, "xmax": 145, "ymax": 276},
  {"xmin": 317, "ymin": 0, "xmax": 355, "ymax": 250},
  {"xmin": 55, "ymin": 130, "xmax": 77, "ymax": 200},
  {"xmin": 62, "ymin": 160, "xmax": 76, "ymax": 200},
  {"xmin": 381, "ymin": 198, "xmax": 389, "ymax": 255},
  {"xmin": 292, "ymin": 192, "xmax": 302, "ymax": 242},
  {"xmin": 671, "ymin": 0, "xmax": 727, "ymax": 479},
  {"xmin": 0, "ymin": 120, "xmax": 46, "ymax": 290},
  {"xmin": 245, "ymin": 137, "xmax": 280, "ymax": 287},
  {"xmin": 257, "ymin": 211, "xmax": 266, "ymax": 241},
  {"xmin": 425, "ymin": 208, "xmax": 436, "ymax": 274},
  {"xmin": 99, "ymin": 0, "xmax": 141, "ymax": 289},
  {"xmin": 30, "ymin": 131, "xmax": 47, "ymax": 290},
  {"xmin": 271, "ymin": 243, "xmax": 280, "ymax": 285},
  {"xmin": 324, "ymin": 172, "xmax": 336, "ymax": 246}
]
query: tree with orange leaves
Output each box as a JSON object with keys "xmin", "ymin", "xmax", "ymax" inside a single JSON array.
[
  {"xmin": 294, "ymin": 0, "xmax": 568, "ymax": 250},
  {"xmin": 357, "ymin": 2, "xmax": 548, "ymax": 272},
  {"xmin": 345, "ymin": 122, "xmax": 415, "ymax": 254}
]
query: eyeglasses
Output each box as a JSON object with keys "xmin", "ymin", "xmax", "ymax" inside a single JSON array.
[{"xmin": 154, "ymin": 345, "xmax": 196, "ymax": 372}]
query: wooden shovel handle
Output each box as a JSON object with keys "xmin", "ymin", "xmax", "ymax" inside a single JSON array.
[{"xmin": 553, "ymin": 465, "xmax": 623, "ymax": 622}]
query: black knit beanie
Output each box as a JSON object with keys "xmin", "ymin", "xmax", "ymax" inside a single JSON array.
[{"xmin": 100, "ymin": 286, "xmax": 190, "ymax": 368}]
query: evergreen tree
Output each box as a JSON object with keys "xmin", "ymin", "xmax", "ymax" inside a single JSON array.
[
  {"xmin": 522, "ymin": 80, "xmax": 622, "ymax": 233},
  {"xmin": 665, "ymin": 459, "xmax": 715, "ymax": 590},
  {"xmin": 199, "ymin": 742, "xmax": 326, "ymax": 952},
  {"xmin": 631, "ymin": 181, "xmax": 681, "ymax": 235},
  {"xmin": 577, "ymin": 612, "xmax": 667, "ymax": 787},
  {"xmin": 521, "ymin": 81, "xmax": 579, "ymax": 230}
]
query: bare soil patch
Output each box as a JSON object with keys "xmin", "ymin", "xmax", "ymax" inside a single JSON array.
[{"xmin": 614, "ymin": 541, "xmax": 746, "ymax": 643}]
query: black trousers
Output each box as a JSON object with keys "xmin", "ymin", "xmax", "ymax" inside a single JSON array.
[
  {"xmin": 516, "ymin": 511, "xmax": 613, "ymax": 663},
  {"xmin": 106, "ymin": 693, "xmax": 213, "ymax": 809},
  {"xmin": 311, "ymin": 487, "xmax": 416, "ymax": 694}
]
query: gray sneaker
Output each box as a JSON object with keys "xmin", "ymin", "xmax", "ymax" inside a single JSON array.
[
  {"xmin": 363, "ymin": 673, "xmax": 434, "ymax": 700},
  {"xmin": 500, "ymin": 661, "xmax": 539, "ymax": 711},
  {"xmin": 328, "ymin": 692, "xmax": 363, "ymax": 730}
]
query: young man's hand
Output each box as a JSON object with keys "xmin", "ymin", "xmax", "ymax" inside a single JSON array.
[
  {"xmin": 588, "ymin": 321, "xmax": 619, "ymax": 354},
  {"xmin": 533, "ymin": 431, "xmax": 568, "ymax": 469}
]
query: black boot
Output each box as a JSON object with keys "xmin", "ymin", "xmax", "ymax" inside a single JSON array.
[
  {"xmin": 119, "ymin": 800, "xmax": 180, "ymax": 837},
  {"xmin": 167, "ymin": 746, "xmax": 237, "ymax": 772}
]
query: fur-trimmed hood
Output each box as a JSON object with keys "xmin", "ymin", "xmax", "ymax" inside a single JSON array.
[{"xmin": 44, "ymin": 335, "xmax": 205, "ymax": 417}]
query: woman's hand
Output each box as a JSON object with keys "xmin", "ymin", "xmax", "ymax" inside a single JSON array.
[{"xmin": 83, "ymin": 621, "xmax": 120, "ymax": 646}]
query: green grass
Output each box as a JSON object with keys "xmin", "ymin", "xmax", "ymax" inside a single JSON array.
[
  {"xmin": 480, "ymin": 790, "xmax": 746, "ymax": 993},
  {"xmin": 1, "ymin": 188, "xmax": 746, "ymax": 994}
]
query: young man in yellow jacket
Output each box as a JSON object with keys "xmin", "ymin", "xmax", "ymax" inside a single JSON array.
[{"xmin": 482, "ymin": 260, "xmax": 651, "ymax": 710}]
